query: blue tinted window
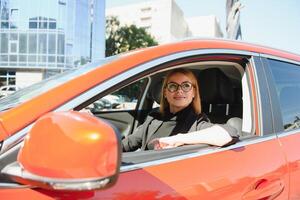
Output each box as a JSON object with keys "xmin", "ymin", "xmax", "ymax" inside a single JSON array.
[{"xmin": 269, "ymin": 59, "xmax": 300, "ymax": 131}]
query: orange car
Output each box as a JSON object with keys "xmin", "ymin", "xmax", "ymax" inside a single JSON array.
[{"xmin": 0, "ymin": 39, "xmax": 300, "ymax": 199}]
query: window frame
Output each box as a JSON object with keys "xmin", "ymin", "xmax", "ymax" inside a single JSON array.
[
  {"xmin": 0, "ymin": 49, "xmax": 261, "ymax": 176},
  {"xmin": 79, "ymin": 54, "xmax": 258, "ymax": 167},
  {"xmin": 250, "ymin": 55, "xmax": 277, "ymax": 135}
]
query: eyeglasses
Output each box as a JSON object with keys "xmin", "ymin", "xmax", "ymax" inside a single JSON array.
[{"xmin": 166, "ymin": 81, "xmax": 194, "ymax": 93}]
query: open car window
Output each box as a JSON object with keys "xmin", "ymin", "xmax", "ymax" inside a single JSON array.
[{"xmin": 79, "ymin": 55, "xmax": 255, "ymax": 166}]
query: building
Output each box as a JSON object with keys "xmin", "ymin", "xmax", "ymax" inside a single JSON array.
[
  {"xmin": 0, "ymin": 0, "xmax": 105, "ymax": 88},
  {"xmin": 106, "ymin": 0, "xmax": 223, "ymax": 44},
  {"xmin": 186, "ymin": 15, "xmax": 223, "ymax": 38},
  {"xmin": 106, "ymin": 0, "xmax": 192, "ymax": 44}
]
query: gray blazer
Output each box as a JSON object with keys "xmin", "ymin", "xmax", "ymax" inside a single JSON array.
[{"xmin": 122, "ymin": 110, "xmax": 238, "ymax": 152}]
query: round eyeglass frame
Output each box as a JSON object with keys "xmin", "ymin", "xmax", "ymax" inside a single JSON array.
[{"xmin": 166, "ymin": 81, "xmax": 194, "ymax": 93}]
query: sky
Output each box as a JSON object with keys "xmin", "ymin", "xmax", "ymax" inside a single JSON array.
[{"xmin": 106, "ymin": 0, "xmax": 300, "ymax": 55}]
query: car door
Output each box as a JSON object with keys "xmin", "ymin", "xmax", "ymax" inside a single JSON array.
[
  {"xmin": 94, "ymin": 55, "xmax": 289, "ymax": 200},
  {"xmin": 262, "ymin": 57, "xmax": 300, "ymax": 200}
]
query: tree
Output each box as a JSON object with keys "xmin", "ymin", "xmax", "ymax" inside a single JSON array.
[{"xmin": 106, "ymin": 16, "xmax": 158, "ymax": 57}]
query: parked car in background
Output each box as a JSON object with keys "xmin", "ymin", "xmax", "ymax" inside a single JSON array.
[
  {"xmin": 0, "ymin": 39, "xmax": 300, "ymax": 199},
  {"xmin": 90, "ymin": 98, "xmax": 112, "ymax": 112},
  {"xmin": 0, "ymin": 85, "xmax": 20, "ymax": 98},
  {"xmin": 101, "ymin": 94, "xmax": 121, "ymax": 108}
]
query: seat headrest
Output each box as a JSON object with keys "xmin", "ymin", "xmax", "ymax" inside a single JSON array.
[
  {"xmin": 150, "ymin": 78, "xmax": 163, "ymax": 104},
  {"xmin": 227, "ymin": 117, "xmax": 242, "ymax": 136},
  {"xmin": 198, "ymin": 68, "xmax": 234, "ymax": 104}
]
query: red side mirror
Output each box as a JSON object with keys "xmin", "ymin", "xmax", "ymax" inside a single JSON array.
[{"xmin": 3, "ymin": 111, "xmax": 121, "ymax": 191}]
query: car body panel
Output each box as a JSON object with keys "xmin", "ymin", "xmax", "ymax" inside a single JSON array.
[
  {"xmin": 0, "ymin": 188, "xmax": 54, "ymax": 200},
  {"xmin": 0, "ymin": 138, "xmax": 289, "ymax": 200},
  {"xmin": 278, "ymin": 132, "xmax": 300, "ymax": 200},
  {"xmin": 141, "ymin": 138, "xmax": 288, "ymax": 200}
]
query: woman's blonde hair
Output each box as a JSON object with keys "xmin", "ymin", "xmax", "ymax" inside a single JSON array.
[{"xmin": 159, "ymin": 68, "xmax": 201, "ymax": 114}]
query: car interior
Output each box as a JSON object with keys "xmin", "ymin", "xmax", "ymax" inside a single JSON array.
[{"xmin": 80, "ymin": 54, "xmax": 255, "ymax": 165}]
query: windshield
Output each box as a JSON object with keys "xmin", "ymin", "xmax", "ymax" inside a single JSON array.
[{"xmin": 0, "ymin": 56, "xmax": 118, "ymax": 112}]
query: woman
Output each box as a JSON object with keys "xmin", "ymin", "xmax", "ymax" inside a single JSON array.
[{"xmin": 122, "ymin": 68, "xmax": 239, "ymax": 152}]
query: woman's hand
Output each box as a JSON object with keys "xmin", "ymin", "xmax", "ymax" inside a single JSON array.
[{"xmin": 151, "ymin": 134, "xmax": 185, "ymax": 150}]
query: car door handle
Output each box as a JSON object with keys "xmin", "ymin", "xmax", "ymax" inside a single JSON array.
[{"xmin": 242, "ymin": 179, "xmax": 284, "ymax": 200}]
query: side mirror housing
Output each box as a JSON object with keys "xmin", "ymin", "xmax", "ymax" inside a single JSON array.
[{"xmin": 2, "ymin": 111, "xmax": 121, "ymax": 191}]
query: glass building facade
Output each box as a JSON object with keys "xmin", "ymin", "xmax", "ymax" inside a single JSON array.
[{"xmin": 0, "ymin": 0, "xmax": 104, "ymax": 87}]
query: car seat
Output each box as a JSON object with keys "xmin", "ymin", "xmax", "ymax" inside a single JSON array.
[{"xmin": 198, "ymin": 68, "xmax": 238, "ymax": 123}]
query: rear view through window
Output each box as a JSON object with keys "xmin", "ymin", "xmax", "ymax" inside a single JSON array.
[{"xmin": 268, "ymin": 59, "xmax": 300, "ymax": 131}]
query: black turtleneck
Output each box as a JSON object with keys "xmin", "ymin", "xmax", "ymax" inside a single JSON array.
[{"xmin": 146, "ymin": 104, "xmax": 209, "ymax": 150}]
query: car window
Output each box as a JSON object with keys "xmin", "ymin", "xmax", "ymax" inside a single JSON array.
[
  {"xmin": 268, "ymin": 59, "xmax": 300, "ymax": 131},
  {"xmin": 87, "ymin": 78, "xmax": 147, "ymax": 112},
  {"xmin": 0, "ymin": 56, "xmax": 117, "ymax": 112},
  {"xmin": 121, "ymin": 62, "xmax": 253, "ymax": 163}
]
